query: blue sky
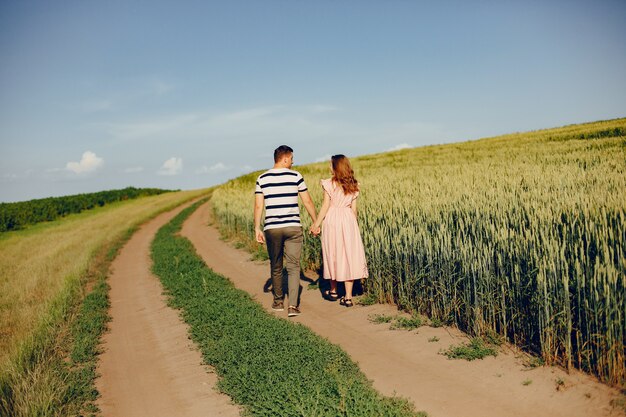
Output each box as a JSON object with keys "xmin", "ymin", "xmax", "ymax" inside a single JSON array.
[{"xmin": 1, "ymin": 0, "xmax": 625, "ymax": 202}]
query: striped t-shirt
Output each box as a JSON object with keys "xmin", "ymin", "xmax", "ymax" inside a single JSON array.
[{"xmin": 255, "ymin": 168, "xmax": 308, "ymax": 231}]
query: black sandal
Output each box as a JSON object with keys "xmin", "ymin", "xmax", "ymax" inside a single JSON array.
[
  {"xmin": 323, "ymin": 290, "xmax": 339, "ymax": 301},
  {"xmin": 339, "ymin": 297, "xmax": 353, "ymax": 307}
]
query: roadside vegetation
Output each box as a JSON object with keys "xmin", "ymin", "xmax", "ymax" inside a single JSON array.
[
  {"xmin": 151, "ymin": 200, "xmax": 427, "ymax": 417},
  {"xmin": 441, "ymin": 338, "xmax": 499, "ymax": 361},
  {"xmin": 0, "ymin": 186, "xmax": 174, "ymax": 232},
  {"xmin": 0, "ymin": 189, "xmax": 209, "ymax": 416},
  {"xmin": 210, "ymin": 118, "xmax": 626, "ymax": 386},
  {"xmin": 368, "ymin": 313, "xmax": 425, "ymax": 331}
]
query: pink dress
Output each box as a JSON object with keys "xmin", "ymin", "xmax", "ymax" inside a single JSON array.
[{"xmin": 320, "ymin": 179, "xmax": 369, "ymax": 282}]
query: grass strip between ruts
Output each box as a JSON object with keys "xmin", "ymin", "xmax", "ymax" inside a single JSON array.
[{"xmin": 151, "ymin": 201, "xmax": 426, "ymax": 417}]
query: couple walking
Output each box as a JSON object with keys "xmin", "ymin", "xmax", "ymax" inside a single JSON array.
[{"xmin": 254, "ymin": 145, "xmax": 369, "ymax": 317}]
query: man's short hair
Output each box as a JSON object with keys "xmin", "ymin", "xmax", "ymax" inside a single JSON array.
[{"xmin": 274, "ymin": 145, "xmax": 293, "ymax": 162}]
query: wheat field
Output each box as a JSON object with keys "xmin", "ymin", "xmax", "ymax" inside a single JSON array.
[{"xmin": 211, "ymin": 118, "xmax": 626, "ymax": 386}]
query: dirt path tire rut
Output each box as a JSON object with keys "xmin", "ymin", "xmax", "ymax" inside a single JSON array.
[{"xmin": 95, "ymin": 201, "xmax": 241, "ymax": 417}]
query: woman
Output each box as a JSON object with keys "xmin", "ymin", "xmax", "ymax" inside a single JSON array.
[{"xmin": 310, "ymin": 155, "xmax": 368, "ymax": 307}]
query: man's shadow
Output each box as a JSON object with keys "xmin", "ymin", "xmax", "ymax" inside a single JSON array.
[{"xmin": 263, "ymin": 269, "xmax": 313, "ymax": 305}]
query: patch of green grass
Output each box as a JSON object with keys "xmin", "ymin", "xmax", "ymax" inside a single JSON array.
[
  {"xmin": 442, "ymin": 338, "xmax": 498, "ymax": 361},
  {"xmin": 391, "ymin": 315, "xmax": 423, "ymax": 331},
  {"xmin": 428, "ymin": 337, "xmax": 440, "ymax": 343},
  {"xmin": 483, "ymin": 329, "xmax": 504, "ymax": 346},
  {"xmin": 368, "ymin": 313, "xmax": 424, "ymax": 331},
  {"xmin": 357, "ymin": 292, "xmax": 378, "ymax": 306},
  {"xmin": 151, "ymin": 202, "xmax": 426, "ymax": 417},
  {"xmin": 66, "ymin": 275, "xmax": 111, "ymax": 412},
  {"xmin": 369, "ymin": 314, "xmax": 394, "ymax": 324},
  {"xmin": 251, "ymin": 245, "xmax": 269, "ymax": 261},
  {"xmin": 428, "ymin": 318, "xmax": 443, "ymax": 328},
  {"xmin": 555, "ymin": 377, "xmax": 565, "ymax": 391},
  {"xmin": 524, "ymin": 356, "xmax": 545, "ymax": 369},
  {"xmin": 522, "ymin": 379, "xmax": 532, "ymax": 386}
]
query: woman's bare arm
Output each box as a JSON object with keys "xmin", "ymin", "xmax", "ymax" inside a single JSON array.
[{"xmin": 310, "ymin": 191, "xmax": 330, "ymax": 234}]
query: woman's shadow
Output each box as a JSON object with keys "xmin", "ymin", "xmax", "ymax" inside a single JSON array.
[{"xmin": 262, "ymin": 267, "xmax": 363, "ymax": 304}]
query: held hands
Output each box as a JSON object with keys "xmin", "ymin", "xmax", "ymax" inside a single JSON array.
[{"xmin": 309, "ymin": 225, "xmax": 321, "ymax": 236}]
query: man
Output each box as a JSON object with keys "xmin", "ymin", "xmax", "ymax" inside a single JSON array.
[{"xmin": 254, "ymin": 145, "xmax": 317, "ymax": 317}]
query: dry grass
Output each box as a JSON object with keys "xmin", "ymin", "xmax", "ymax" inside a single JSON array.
[{"xmin": 0, "ymin": 188, "xmax": 209, "ymax": 368}]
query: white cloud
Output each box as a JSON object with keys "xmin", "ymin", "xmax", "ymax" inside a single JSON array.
[
  {"xmin": 158, "ymin": 157, "xmax": 183, "ymax": 176},
  {"xmin": 387, "ymin": 143, "xmax": 412, "ymax": 152},
  {"xmin": 315, "ymin": 154, "xmax": 332, "ymax": 163},
  {"xmin": 240, "ymin": 165, "xmax": 253, "ymax": 172},
  {"xmin": 66, "ymin": 151, "xmax": 104, "ymax": 174},
  {"xmin": 124, "ymin": 166, "xmax": 144, "ymax": 173},
  {"xmin": 195, "ymin": 162, "xmax": 230, "ymax": 174}
]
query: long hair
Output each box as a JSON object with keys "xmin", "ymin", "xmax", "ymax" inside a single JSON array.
[{"xmin": 331, "ymin": 154, "xmax": 359, "ymax": 194}]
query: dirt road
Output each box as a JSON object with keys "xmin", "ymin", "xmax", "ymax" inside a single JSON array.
[
  {"xmin": 95, "ymin": 201, "xmax": 241, "ymax": 417},
  {"xmin": 181, "ymin": 200, "xmax": 623, "ymax": 417}
]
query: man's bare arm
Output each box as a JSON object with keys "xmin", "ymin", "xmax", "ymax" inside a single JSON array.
[
  {"xmin": 299, "ymin": 190, "xmax": 317, "ymax": 223},
  {"xmin": 254, "ymin": 193, "xmax": 265, "ymax": 243}
]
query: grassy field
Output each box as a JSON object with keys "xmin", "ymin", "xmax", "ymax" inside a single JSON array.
[
  {"xmin": 0, "ymin": 189, "xmax": 209, "ymax": 416},
  {"xmin": 151, "ymin": 199, "xmax": 426, "ymax": 417},
  {"xmin": 210, "ymin": 118, "xmax": 626, "ymax": 387}
]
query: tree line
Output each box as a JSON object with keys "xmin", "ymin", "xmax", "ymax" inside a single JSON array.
[{"xmin": 0, "ymin": 187, "xmax": 175, "ymax": 232}]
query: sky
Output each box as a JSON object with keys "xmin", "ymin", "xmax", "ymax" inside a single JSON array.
[{"xmin": 1, "ymin": 0, "xmax": 625, "ymax": 203}]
